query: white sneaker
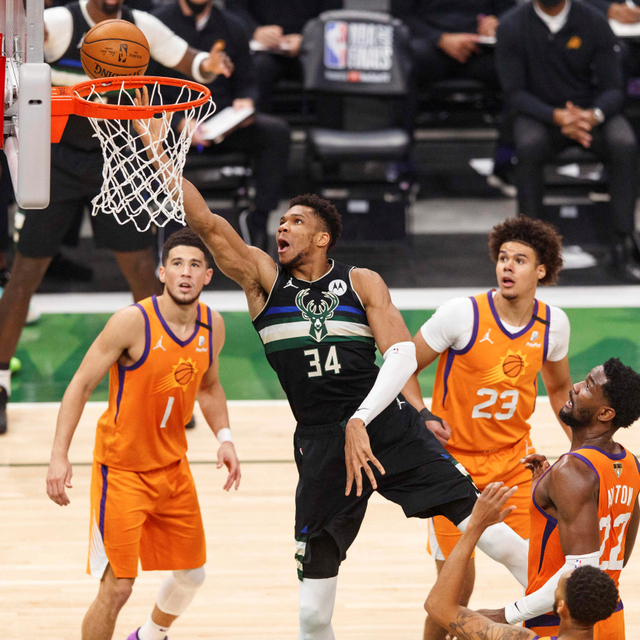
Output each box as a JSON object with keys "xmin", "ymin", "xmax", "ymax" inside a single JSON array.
[{"xmin": 561, "ymin": 245, "xmax": 598, "ymax": 270}]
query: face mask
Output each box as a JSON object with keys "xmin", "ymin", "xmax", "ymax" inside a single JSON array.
[
  {"xmin": 538, "ymin": 0, "xmax": 564, "ymax": 8},
  {"xmin": 185, "ymin": 0, "xmax": 209, "ymax": 17}
]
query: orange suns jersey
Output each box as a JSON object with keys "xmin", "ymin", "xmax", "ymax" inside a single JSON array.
[
  {"xmin": 431, "ymin": 291, "xmax": 551, "ymax": 453},
  {"xmin": 525, "ymin": 446, "xmax": 640, "ymax": 628},
  {"xmin": 94, "ymin": 295, "xmax": 214, "ymax": 472}
]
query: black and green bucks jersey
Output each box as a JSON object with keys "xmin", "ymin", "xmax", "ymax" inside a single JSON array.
[{"xmin": 253, "ymin": 260, "xmax": 380, "ymax": 426}]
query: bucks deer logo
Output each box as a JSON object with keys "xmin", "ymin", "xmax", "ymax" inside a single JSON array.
[{"xmin": 295, "ymin": 289, "xmax": 339, "ymax": 342}]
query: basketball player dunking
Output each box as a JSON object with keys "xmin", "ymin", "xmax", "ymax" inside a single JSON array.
[
  {"xmin": 401, "ymin": 217, "xmax": 574, "ymax": 640},
  {"xmin": 133, "ymin": 103, "xmax": 533, "ymax": 639},
  {"xmin": 46, "ymin": 228, "xmax": 240, "ymax": 640}
]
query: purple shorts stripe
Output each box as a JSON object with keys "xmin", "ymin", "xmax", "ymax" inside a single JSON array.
[{"xmin": 99, "ymin": 464, "xmax": 109, "ymax": 538}]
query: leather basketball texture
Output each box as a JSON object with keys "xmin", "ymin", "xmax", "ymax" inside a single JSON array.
[{"xmin": 80, "ymin": 19, "xmax": 150, "ymax": 79}]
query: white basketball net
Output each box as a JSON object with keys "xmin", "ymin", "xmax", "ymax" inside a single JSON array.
[{"xmin": 83, "ymin": 80, "xmax": 216, "ymax": 232}]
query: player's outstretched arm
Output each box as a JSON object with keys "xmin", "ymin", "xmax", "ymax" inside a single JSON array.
[
  {"xmin": 541, "ymin": 356, "xmax": 573, "ymax": 441},
  {"xmin": 132, "ymin": 88, "xmax": 276, "ymax": 309},
  {"xmin": 46, "ymin": 307, "xmax": 143, "ymax": 507},
  {"xmin": 426, "ymin": 483, "xmax": 535, "ymax": 640},
  {"xmin": 196, "ymin": 312, "xmax": 240, "ymax": 491}
]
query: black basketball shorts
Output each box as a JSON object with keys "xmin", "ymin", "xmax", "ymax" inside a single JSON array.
[{"xmin": 293, "ymin": 397, "xmax": 478, "ymax": 580}]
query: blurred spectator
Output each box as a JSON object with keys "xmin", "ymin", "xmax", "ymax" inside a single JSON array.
[
  {"xmin": 496, "ymin": 0, "xmax": 640, "ymax": 281},
  {"xmin": 391, "ymin": 0, "xmax": 515, "ymax": 91},
  {"xmin": 225, "ymin": 0, "xmax": 341, "ymax": 111},
  {"xmin": 152, "ymin": 0, "xmax": 291, "ymax": 250},
  {"xmin": 584, "ymin": 0, "xmax": 640, "ymax": 81}
]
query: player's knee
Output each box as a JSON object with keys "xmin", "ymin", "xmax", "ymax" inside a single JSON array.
[
  {"xmin": 172, "ymin": 566, "xmax": 206, "ymax": 590},
  {"xmin": 104, "ymin": 579, "xmax": 134, "ymax": 610},
  {"xmin": 299, "ymin": 600, "xmax": 333, "ymax": 634}
]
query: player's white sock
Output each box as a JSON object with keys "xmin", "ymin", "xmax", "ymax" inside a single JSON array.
[
  {"xmin": 299, "ymin": 577, "xmax": 337, "ymax": 640},
  {"xmin": 138, "ymin": 615, "xmax": 169, "ymax": 640},
  {"xmin": 456, "ymin": 517, "xmax": 528, "ymax": 587},
  {"xmin": 0, "ymin": 368, "xmax": 10, "ymax": 396}
]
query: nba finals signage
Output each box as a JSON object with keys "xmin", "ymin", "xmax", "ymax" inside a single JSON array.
[
  {"xmin": 324, "ymin": 21, "xmax": 394, "ymax": 84},
  {"xmin": 302, "ymin": 10, "xmax": 410, "ymax": 96}
]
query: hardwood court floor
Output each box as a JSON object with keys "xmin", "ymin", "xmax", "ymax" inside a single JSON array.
[{"xmin": 1, "ymin": 400, "xmax": 640, "ymax": 639}]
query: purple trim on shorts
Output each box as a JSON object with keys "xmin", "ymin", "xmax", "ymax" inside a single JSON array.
[
  {"xmin": 207, "ymin": 306, "xmax": 213, "ymax": 369},
  {"xmin": 566, "ymin": 452, "xmax": 600, "ymax": 480},
  {"xmin": 99, "ymin": 464, "xmax": 109, "ymax": 538},
  {"xmin": 441, "ymin": 297, "xmax": 479, "ymax": 408},
  {"xmin": 152, "ymin": 295, "xmax": 201, "ymax": 347},
  {"xmin": 488, "ymin": 290, "xmax": 538, "ymax": 339},
  {"xmin": 542, "ymin": 303, "xmax": 550, "ymax": 364},
  {"xmin": 120, "ymin": 304, "xmax": 151, "ymax": 372},
  {"xmin": 578, "ymin": 445, "xmax": 627, "ymax": 461}
]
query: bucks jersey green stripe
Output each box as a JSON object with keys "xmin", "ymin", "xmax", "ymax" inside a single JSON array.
[{"xmin": 264, "ymin": 335, "xmax": 376, "ymax": 355}]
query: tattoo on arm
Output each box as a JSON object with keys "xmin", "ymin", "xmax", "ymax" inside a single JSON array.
[{"xmin": 449, "ymin": 609, "xmax": 534, "ymax": 640}]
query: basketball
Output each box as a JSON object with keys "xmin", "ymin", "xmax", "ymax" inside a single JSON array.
[
  {"xmin": 80, "ymin": 19, "xmax": 150, "ymax": 79},
  {"xmin": 502, "ymin": 354, "xmax": 525, "ymax": 378},
  {"xmin": 174, "ymin": 361, "xmax": 195, "ymax": 385}
]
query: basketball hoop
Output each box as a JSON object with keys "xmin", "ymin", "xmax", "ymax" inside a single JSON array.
[{"xmin": 51, "ymin": 76, "xmax": 216, "ymax": 231}]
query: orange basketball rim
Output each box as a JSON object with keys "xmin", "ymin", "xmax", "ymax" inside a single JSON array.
[{"xmin": 50, "ymin": 76, "xmax": 212, "ymax": 142}]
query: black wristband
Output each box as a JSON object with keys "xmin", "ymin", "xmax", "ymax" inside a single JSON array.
[{"xmin": 419, "ymin": 407, "xmax": 443, "ymax": 426}]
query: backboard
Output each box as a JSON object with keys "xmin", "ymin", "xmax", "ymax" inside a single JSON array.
[{"xmin": 2, "ymin": 0, "xmax": 51, "ymax": 209}]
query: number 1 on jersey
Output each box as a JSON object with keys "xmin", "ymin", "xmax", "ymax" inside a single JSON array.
[
  {"xmin": 160, "ymin": 397, "xmax": 175, "ymax": 428},
  {"xmin": 304, "ymin": 346, "xmax": 342, "ymax": 378}
]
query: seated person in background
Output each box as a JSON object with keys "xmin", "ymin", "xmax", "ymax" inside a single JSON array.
[
  {"xmin": 391, "ymin": 0, "xmax": 515, "ymax": 91},
  {"xmin": 583, "ymin": 0, "xmax": 640, "ymax": 81},
  {"xmin": 496, "ymin": 0, "xmax": 640, "ymax": 282},
  {"xmin": 152, "ymin": 0, "xmax": 291, "ymax": 252},
  {"xmin": 225, "ymin": 0, "xmax": 341, "ymax": 112}
]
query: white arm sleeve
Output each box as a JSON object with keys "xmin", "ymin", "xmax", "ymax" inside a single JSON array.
[
  {"xmin": 546, "ymin": 306, "xmax": 571, "ymax": 362},
  {"xmin": 133, "ymin": 10, "xmax": 189, "ymax": 69},
  {"xmin": 44, "ymin": 7, "xmax": 74, "ymax": 63},
  {"xmin": 504, "ymin": 550, "xmax": 600, "ymax": 624},
  {"xmin": 420, "ymin": 297, "xmax": 475, "ymax": 354},
  {"xmin": 350, "ymin": 341, "xmax": 417, "ymax": 427}
]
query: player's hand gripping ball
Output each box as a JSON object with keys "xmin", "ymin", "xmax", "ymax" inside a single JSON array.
[{"xmin": 81, "ymin": 19, "xmax": 150, "ymax": 79}]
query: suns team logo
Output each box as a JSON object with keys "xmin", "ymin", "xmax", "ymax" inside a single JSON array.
[
  {"xmin": 154, "ymin": 357, "xmax": 199, "ymax": 394},
  {"xmin": 482, "ymin": 349, "xmax": 529, "ymax": 385}
]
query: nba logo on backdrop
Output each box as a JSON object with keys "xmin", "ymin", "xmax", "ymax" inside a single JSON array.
[{"xmin": 325, "ymin": 21, "xmax": 348, "ymax": 69}]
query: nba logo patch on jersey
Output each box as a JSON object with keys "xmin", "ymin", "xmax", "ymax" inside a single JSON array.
[
  {"xmin": 614, "ymin": 462, "xmax": 623, "ymax": 478},
  {"xmin": 328, "ymin": 279, "xmax": 347, "ymax": 296},
  {"xmin": 325, "ymin": 21, "xmax": 348, "ymax": 69}
]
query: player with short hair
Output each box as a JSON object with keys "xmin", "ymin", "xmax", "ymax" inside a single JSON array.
[
  {"xmin": 46, "ymin": 228, "xmax": 240, "ymax": 640},
  {"xmin": 480, "ymin": 358, "xmax": 640, "ymax": 639},
  {"xmin": 401, "ymin": 217, "xmax": 574, "ymax": 640},
  {"xmin": 425, "ymin": 481, "xmax": 621, "ymax": 640}
]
